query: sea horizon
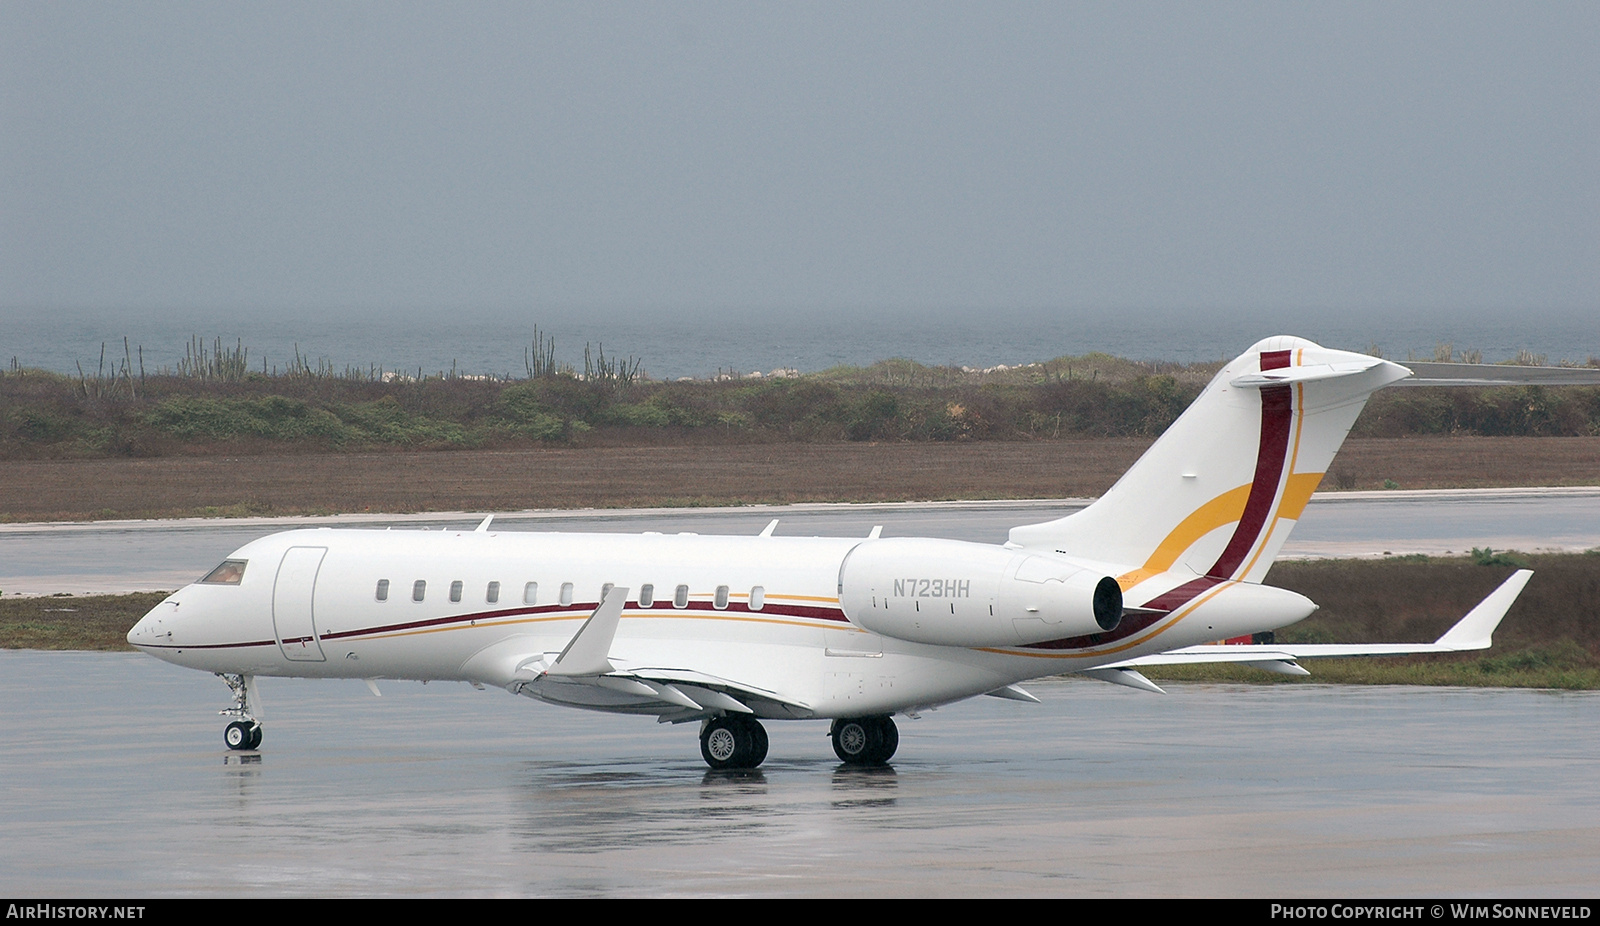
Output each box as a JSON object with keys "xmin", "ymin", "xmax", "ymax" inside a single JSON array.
[{"xmin": 4, "ymin": 304, "xmax": 1596, "ymax": 382}]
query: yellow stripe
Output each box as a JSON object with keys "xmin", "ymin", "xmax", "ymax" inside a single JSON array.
[
  {"xmin": 1277, "ymin": 471, "xmax": 1323, "ymax": 520},
  {"xmin": 1115, "ymin": 483, "xmax": 1252, "ymax": 591}
]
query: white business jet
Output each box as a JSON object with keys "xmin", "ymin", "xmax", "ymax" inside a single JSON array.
[{"xmin": 127, "ymin": 337, "xmax": 1532, "ymax": 769}]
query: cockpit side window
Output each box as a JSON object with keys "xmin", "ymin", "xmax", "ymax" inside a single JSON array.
[{"xmin": 200, "ymin": 560, "xmax": 247, "ymax": 585}]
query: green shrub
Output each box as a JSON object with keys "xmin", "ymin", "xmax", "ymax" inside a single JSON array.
[{"xmin": 1471, "ymin": 547, "xmax": 1530, "ymax": 568}]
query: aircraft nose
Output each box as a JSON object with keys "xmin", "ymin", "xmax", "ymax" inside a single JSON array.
[{"xmin": 128, "ymin": 598, "xmax": 178, "ymax": 650}]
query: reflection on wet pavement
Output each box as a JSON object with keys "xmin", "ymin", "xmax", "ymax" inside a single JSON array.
[{"xmin": 1, "ymin": 651, "xmax": 1595, "ymax": 896}]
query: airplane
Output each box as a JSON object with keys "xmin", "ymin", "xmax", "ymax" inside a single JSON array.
[{"xmin": 126, "ymin": 336, "xmax": 1534, "ymax": 769}]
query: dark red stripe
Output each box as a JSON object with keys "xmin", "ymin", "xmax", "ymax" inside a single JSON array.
[
  {"xmin": 136, "ymin": 599, "xmax": 848, "ymax": 652},
  {"xmin": 1019, "ymin": 575, "xmax": 1223, "ymax": 650},
  {"xmin": 1206, "ymin": 365, "xmax": 1293, "ymax": 579}
]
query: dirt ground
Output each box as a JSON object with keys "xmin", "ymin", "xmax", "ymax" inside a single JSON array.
[{"xmin": 2, "ymin": 436, "xmax": 1597, "ymax": 523}]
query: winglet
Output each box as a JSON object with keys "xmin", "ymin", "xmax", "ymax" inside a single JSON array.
[
  {"xmin": 548, "ymin": 586, "xmax": 631, "ymax": 677},
  {"xmin": 759, "ymin": 519, "xmax": 779, "ymax": 537},
  {"xmin": 1435, "ymin": 569, "xmax": 1532, "ymax": 651},
  {"xmin": 474, "ymin": 514, "xmax": 494, "ymax": 533}
]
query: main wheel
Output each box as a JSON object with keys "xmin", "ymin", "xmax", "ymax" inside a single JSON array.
[
  {"xmin": 830, "ymin": 717, "xmax": 879, "ymax": 764},
  {"xmin": 700, "ymin": 716, "xmax": 753, "ymax": 770},
  {"xmin": 224, "ymin": 720, "xmax": 254, "ymax": 750},
  {"xmin": 247, "ymin": 724, "xmax": 263, "ymax": 750},
  {"xmin": 831, "ymin": 716, "xmax": 896, "ymax": 765},
  {"xmin": 869, "ymin": 716, "xmax": 898, "ymax": 764},
  {"xmin": 740, "ymin": 716, "xmax": 769, "ymax": 767}
]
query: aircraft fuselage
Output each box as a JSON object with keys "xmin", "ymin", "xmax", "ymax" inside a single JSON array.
[{"xmin": 129, "ymin": 526, "xmax": 1314, "ymax": 719}]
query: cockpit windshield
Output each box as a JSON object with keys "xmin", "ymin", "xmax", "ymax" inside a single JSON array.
[{"xmin": 199, "ymin": 559, "xmax": 247, "ymax": 585}]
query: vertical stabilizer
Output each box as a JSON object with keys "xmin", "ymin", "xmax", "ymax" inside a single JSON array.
[{"xmin": 1009, "ymin": 337, "xmax": 1410, "ymax": 586}]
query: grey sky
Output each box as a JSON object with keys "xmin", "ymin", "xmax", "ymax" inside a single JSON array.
[{"xmin": 2, "ymin": 1, "xmax": 1595, "ymax": 321}]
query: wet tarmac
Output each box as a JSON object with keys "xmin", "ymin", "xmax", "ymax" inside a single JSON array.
[{"xmin": 2, "ymin": 650, "xmax": 1595, "ymax": 897}]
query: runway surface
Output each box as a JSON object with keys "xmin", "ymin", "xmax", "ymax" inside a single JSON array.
[
  {"xmin": 3, "ymin": 487, "xmax": 1599, "ymax": 596},
  {"xmin": 1, "ymin": 650, "xmax": 1594, "ymax": 897}
]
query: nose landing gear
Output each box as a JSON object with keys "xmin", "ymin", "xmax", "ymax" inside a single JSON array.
[
  {"xmin": 218, "ymin": 673, "xmax": 263, "ymax": 751},
  {"xmin": 224, "ymin": 719, "xmax": 262, "ymax": 750}
]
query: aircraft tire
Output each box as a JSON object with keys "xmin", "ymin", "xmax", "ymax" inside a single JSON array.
[
  {"xmin": 700, "ymin": 716, "xmax": 759, "ymax": 770},
  {"xmin": 224, "ymin": 721, "xmax": 253, "ymax": 751},
  {"xmin": 869, "ymin": 716, "xmax": 898, "ymax": 764},
  {"xmin": 247, "ymin": 724, "xmax": 263, "ymax": 750},
  {"xmin": 741, "ymin": 716, "xmax": 769, "ymax": 767},
  {"xmin": 830, "ymin": 717, "xmax": 882, "ymax": 765}
]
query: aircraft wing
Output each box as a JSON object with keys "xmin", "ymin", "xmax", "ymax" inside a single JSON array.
[
  {"xmin": 460, "ymin": 587, "xmax": 814, "ymax": 721},
  {"xmin": 514, "ymin": 664, "xmax": 815, "ymax": 722},
  {"xmin": 1098, "ymin": 569, "xmax": 1532, "ymax": 678}
]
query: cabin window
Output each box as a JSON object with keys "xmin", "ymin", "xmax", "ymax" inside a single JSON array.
[
  {"xmin": 560, "ymin": 582, "xmax": 574, "ymax": 606},
  {"xmin": 714, "ymin": 585, "xmax": 729, "ymax": 610},
  {"xmin": 749, "ymin": 586, "xmax": 765, "ymax": 611},
  {"xmin": 523, "ymin": 582, "xmax": 538, "ymax": 605},
  {"xmin": 674, "ymin": 584, "xmax": 689, "ymax": 608},
  {"xmin": 375, "ymin": 579, "xmax": 389, "ymax": 601},
  {"xmin": 200, "ymin": 560, "xmax": 247, "ymax": 585},
  {"xmin": 413, "ymin": 580, "xmax": 426, "ymax": 602},
  {"xmin": 486, "ymin": 581, "xmax": 500, "ymax": 603},
  {"xmin": 639, "ymin": 584, "xmax": 655, "ymax": 607},
  {"xmin": 450, "ymin": 580, "xmax": 463, "ymax": 603},
  {"xmin": 601, "ymin": 582, "xmax": 615, "ymax": 601}
]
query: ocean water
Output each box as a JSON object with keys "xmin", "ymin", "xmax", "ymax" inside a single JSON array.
[{"xmin": 3, "ymin": 305, "xmax": 1595, "ymax": 382}]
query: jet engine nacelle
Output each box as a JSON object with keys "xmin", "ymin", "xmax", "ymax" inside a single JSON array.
[{"xmin": 838, "ymin": 538, "xmax": 1122, "ymax": 647}]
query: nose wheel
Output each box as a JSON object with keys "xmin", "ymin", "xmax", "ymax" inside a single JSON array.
[
  {"xmin": 699, "ymin": 715, "xmax": 769, "ymax": 770},
  {"xmin": 224, "ymin": 719, "xmax": 262, "ymax": 750},
  {"xmin": 830, "ymin": 715, "xmax": 898, "ymax": 765},
  {"xmin": 217, "ymin": 673, "xmax": 263, "ymax": 751}
]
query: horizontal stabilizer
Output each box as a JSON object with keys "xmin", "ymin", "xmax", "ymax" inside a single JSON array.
[
  {"xmin": 1394, "ymin": 363, "xmax": 1600, "ymax": 387},
  {"xmin": 1230, "ymin": 357, "xmax": 1391, "ymax": 388}
]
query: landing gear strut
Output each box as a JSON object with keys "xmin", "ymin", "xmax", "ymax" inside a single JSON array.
[
  {"xmin": 218, "ymin": 673, "xmax": 262, "ymax": 751},
  {"xmin": 830, "ymin": 715, "xmax": 898, "ymax": 765},
  {"xmin": 699, "ymin": 714, "xmax": 768, "ymax": 770}
]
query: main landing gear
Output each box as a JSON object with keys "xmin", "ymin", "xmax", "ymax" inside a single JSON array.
[
  {"xmin": 699, "ymin": 715, "xmax": 769, "ymax": 770},
  {"xmin": 830, "ymin": 715, "xmax": 898, "ymax": 766},
  {"xmin": 696, "ymin": 714, "xmax": 901, "ymax": 768},
  {"xmin": 218, "ymin": 673, "xmax": 262, "ymax": 751}
]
